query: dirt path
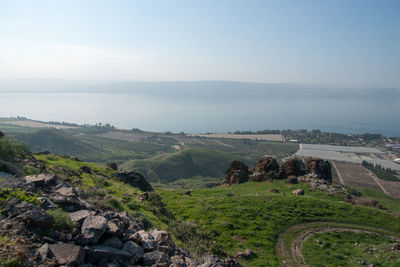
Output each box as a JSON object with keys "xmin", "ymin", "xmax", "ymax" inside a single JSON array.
[
  {"xmin": 331, "ymin": 162, "xmax": 346, "ymax": 185},
  {"xmin": 364, "ymin": 168, "xmax": 391, "ymax": 195},
  {"xmin": 276, "ymin": 222, "xmax": 400, "ymax": 267}
]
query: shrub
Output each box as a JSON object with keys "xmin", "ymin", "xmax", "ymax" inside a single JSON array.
[
  {"xmin": 0, "ymin": 138, "xmax": 29, "ymax": 162},
  {"xmin": 47, "ymin": 208, "xmax": 75, "ymax": 229}
]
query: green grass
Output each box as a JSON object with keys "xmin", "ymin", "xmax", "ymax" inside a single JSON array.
[
  {"xmin": 302, "ymin": 231, "xmax": 400, "ymax": 267},
  {"xmin": 47, "ymin": 208, "xmax": 75, "ymax": 229},
  {"xmin": 121, "ymin": 148, "xmax": 245, "ymax": 183},
  {"xmin": 153, "ymin": 176, "xmax": 224, "ymax": 189},
  {"xmin": 364, "ymin": 165, "xmax": 399, "ymax": 181},
  {"xmin": 158, "ymin": 182, "xmax": 400, "ymax": 266}
]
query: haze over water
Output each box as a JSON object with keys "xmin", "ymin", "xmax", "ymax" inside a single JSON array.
[{"xmin": 1, "ymin": 90, "xmax": 398, "ymax": 136}]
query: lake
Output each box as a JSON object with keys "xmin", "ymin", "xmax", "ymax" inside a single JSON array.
[{"xmin": 0, "ymin": 92, "xmax": 398, "ymax": 136}]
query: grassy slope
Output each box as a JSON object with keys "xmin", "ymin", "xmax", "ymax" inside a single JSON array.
[
  {"xmin": 121, "ymin": 148, "xmax": 245, "ymax": 183},
  {"xmin": 364, "ymin": 165, "xmax": 399, "ymax": 181},
  {"xmin": 158, "ymin": 182, "xmax": 400, "ymax": 266},
  {"xmin": 302, "ymin": 231, "xmax": 400, "ymax": 266}
]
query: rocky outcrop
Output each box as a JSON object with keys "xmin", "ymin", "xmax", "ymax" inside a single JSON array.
[
  {"xmin": 306, "ymin": 157, "xmax": 332, "ymax": 183},
  {"xmin": 115, "ymin": 171, "xmax": 154, "ymax": 192},
  {"xmin": 25, "ymin": 174, "xmax": 57, "ymax": 187},
  {"xmin": 107, "ymin": 162, "xmax": 118, "ymax": 170},
  {"xmin": 254, "ymin": 157, "xmax": 280, "ymax": 179},
  {"xmin": 224, "ymin": 161, "xmax": 249, "ymax": 185},
  {"xmin": 283, "ymin": 158, "xmax": 306, "ymax": 177}
]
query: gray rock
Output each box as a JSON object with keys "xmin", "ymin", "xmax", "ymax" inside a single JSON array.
[
  {"xmin": 85, "ymin": 245, "xmax": 132, "ymax": 264},
  {"xmin": 81, "ymin": 215, "xmax": 108, "ymax": 244},
  {"xmin": 102, "ymin": 237, "xmax": 123, "ymax": 249},
  {"xmin": 149, "ymin": 229, "xmax": 176, "ymax": 256},
  {"xmin": 122, "ymin": 240, "xmax": 144, "ymax": 263},
  {"xmin": 25, "ymin": 173, "xmax": 56, "ymax": 186},
  {"xmin": 142, "ymin": 251, "xmax": 171, "ymax": 266},
  {"xmin": 37, "ymin": 243, "xmax": 51, "ymax": 260},
  {"xmin": 69, "ymin": 210, "xmax": 95, "ymax": 225},
  {"xmin": 55, "ymin": 187, "xmax": 76, "ymax": 197},
  {"xmin": 114, "ymin": 171, "xmax": 154, "ymax": 192},
  {"xmin": 48, "ymin": 242, "xmax": 85, "ymax": 265},
  {"xmin": 133, "ymin": 230, "xmax": 155, "ymax": 252}
]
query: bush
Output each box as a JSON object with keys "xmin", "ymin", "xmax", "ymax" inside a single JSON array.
[
  {"xmin": 0, "ymin": 137, "xmax": 29, "ymax": 162},
  {"xmin": 47, "ymin": 208, "xmax": 75, "ymax": 229}
]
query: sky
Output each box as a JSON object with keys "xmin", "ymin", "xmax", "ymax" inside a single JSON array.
[{"xmin": 0, "ymin": 0, "xmax": 399, "ymax": 87}]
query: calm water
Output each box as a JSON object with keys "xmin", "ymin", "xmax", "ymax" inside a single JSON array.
[{"xmin": 0, "ymin": 93, "xmax": 399, "ymax": 136}]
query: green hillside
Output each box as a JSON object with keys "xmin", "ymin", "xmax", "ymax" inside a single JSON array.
[
  {"xmin": 159, "ymin": 182, "xmax": 400, "ymax": 266},
  {"xmin": 121, "ymin": 148, "xmax": 246, "ymax": 183}
]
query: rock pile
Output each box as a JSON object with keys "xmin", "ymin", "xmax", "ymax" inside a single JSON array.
[
  {"xmin": 249, "ymin": 157, "xmax": 280, "ymax": 181},
  {"xmin": 0, "ymin": 173, "xmax": 240, "ymax": 266},
  {"xmin": 115, "ymin": 171, "xmax": 154, "ymax": 192}
]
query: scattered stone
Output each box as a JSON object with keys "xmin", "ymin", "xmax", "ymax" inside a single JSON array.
[
  {"xmin": 55, "ymin": 186, "xmax": 76, "ymax": 197},
  {"xmin": 269, "ymin": 188, "xmax": 280, "ymax": 193},
  {"xmin": 81, "ymin": 215, "xmax": 108, "ymax": 244},
  {"xmin": 115, "ymin": 171, "xmax": 154, "ymax": 192},
  {"xmin": 392, "ymin": 243, "xmax": 400, "ymax": 250},
  {"xmin": 182, "ymin": 190, "xmax": 191, "ymax": 196},
  {"xmin": 234, "ymin": 249, "xmax": 254, "ymax": 259},
  {"xmin": 292, "ymin": 189, "xmax": 305, "ymax": 195},
  {"xmin": 225, "ymin": 161, "xmax": 249, "ymax": 185}
]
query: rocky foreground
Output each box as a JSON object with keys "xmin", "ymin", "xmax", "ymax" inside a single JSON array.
[{"xmin": 0, "ymin": 170, "xmax": 241, "ymax": 267}]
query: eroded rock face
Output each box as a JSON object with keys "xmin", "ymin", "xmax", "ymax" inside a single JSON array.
[
  {"xmin": 306, "ymin": 157, "xmax": 332, "ymax": 183},
  {"xmin": 81, "ymin": 215, "xmax": 108, "ymax": 244},
  {"xmin": 225, "ymin": 161, "xmax": 249, "ymax": 185},
  {"xmin": 115, "ymin": 171, "xmax": 154, "ymax": 192},
  {"xmin": 283, "ymin": 158, "xmax": 306, "ymax": 177}
]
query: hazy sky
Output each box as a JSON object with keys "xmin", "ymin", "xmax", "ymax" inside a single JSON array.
[{"xmin": 0, "ymin": 0, "xmax": 399, "ymax": 87}]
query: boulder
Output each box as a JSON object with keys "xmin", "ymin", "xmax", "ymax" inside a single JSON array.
[
  {"xmin": 81, "ymin": 215, "xmax": 108, "ymax": 244},
  {"xmin": 224, "ymin": 161, "xmax": 249, "ymax": 185},
  {"xmin": 269, "ymin": 188, "xmax": 280, "ymax": 193},
  {"xmin": 122, "ymin": 240, "xmax": 144, "ymax": 263},
  {"xmin": 69, "ymin": 210, "xmax": 95, "ymax": 225},
  {"xmin": 48, "ymin": 242, "xmax": 85, "ymax": 265},
  {"xmin": 283, "ymin": 158, "xmax": 306, "ymax": 176},
  {"xmin": 142, "ymin": 251, "xmax": 171, "ymax": 266},
  {"xmin": 286, "ymin": 176, "xmax": 298, "ymax": 184},
  {"xmin": 0, "ymin": 159, "xmax": 23, "ymax": 177},
  {"xmin": 55, "ymin": 186, "xmax": 77, "ymax": 197},
  {"xmin": 85, "ymin": 245, "xmax": 132, "ymax": 264},
  {"xmin": 107, "ymin": 162, "xmax": 118, "ymax": 171},
  {"xmin": 132, "ymin": 230, "xmax": 155, "ymax": 252},
  {"xmin": 102, "ymin": 237, "xmax": 123, "ymax": 249},
  {"xmin": 150, "ymin": 229, "xmax": 176, "ymax": 256},
  {"xmin": 114, "ymin": 171, "xmax": 154, "ymax": 192},
  {"xmin": 24, "ymin": 174, "xmax": 56, "ymax": 186},
  {"xmin": 234, "ymin": 248, "xmax": 254, "ymax": 259},
  {"xmin": 254, "ymin": 157, "xmax": 279, "ymax": 178},
  {"xmin": 292, "ymin": 189, "xmax": 305, "ymax": 196},
  {"xmin": 306, "ymin": 158, "xmax": 332, "ymax": 183}
]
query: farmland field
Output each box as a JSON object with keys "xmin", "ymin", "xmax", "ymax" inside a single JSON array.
[
  {"xmin": 188, "ymin": 133, "xmax": 284, "ymax": 141},
  {"xmin": 3, "ymin": 120, "xmax": 77, "ymax": 129}
]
